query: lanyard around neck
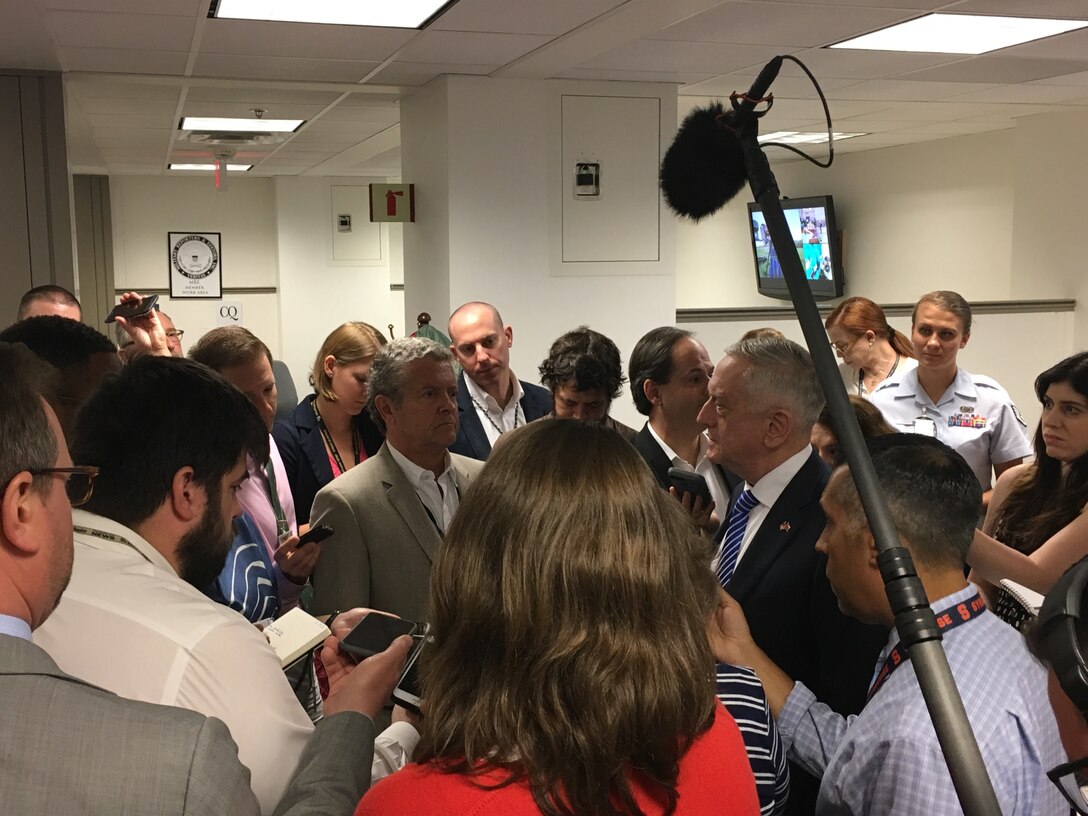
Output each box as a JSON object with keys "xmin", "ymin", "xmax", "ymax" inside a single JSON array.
[
  {"xmin": 868, "ymin": 592, "xmax": 985, "ymax": 702},
  {"xmin": 313, "ymin": 399, "xmax": 359, "ymax": 475}
]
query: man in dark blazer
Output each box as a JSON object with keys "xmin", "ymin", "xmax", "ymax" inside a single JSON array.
[
  {"xmin": 628, "ymin": 326, "xmax": 740, "ymax": 515},
  {"xmin": 697, "ymin": 335, "xmax": 887, "ymax": 816},
  {"xmin": 311, "ymin": 338, "xmax": 483, "ymax": 620},
  {"xmin": 446, "ymin": 301, "xmax": 551, "ymax": 460},
  {"xmin": 0, "ymin": 342, "xmax": 404, "ymax": 815}
]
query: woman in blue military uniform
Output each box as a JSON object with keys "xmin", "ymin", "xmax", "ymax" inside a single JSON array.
[{"xmin": 869, "ymin": 290, "xmax": 1031, "ymax": 507}]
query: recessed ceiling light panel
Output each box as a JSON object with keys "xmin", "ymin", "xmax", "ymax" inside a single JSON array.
[
  {"xmin": 169, "ymin": 163, "xmax": 253, "ymax": 171},
  {"xmin": 180, "ymin": 117, "xmax": 303, "ymax": 133},
  {"xmin": 212, "ymin": 0, "xmax": 456, "ymax": 29},
  {"xmin": 830, "ymin": 13, "xmax": 1088, "ymax": 55}
]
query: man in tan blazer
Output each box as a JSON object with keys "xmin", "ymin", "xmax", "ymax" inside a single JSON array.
[{"xmin": 311, "ymin": 337, "xmax": 484, "ymax": 621}]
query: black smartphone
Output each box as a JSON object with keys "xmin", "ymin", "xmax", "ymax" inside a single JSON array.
[
  {"xmin": 297, "ymin": 524, "xmax": 334, "ymax": 547},
  {"xmin": 104, "ymin": 294, "xmax": 159, "ymax": 324},
  {"xmin": 392, "ymin": 627, "xmax": 431, "ymax": 716},
  {"xmin": 339, "ymin": 614, "xmax": 418, "ymax": 661},
  {"xmin": 667, "ymin": 467, "xmax": 713, "ymax": 506}
]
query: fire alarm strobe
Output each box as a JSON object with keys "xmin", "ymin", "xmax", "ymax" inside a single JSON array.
[{"xmin": 575, "ymin": 162, "xmax": 600, "ymax": 198}]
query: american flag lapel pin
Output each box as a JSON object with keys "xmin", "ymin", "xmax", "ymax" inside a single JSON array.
[{"xmin": 779, "ymin": 521, "xmax": 791, "ymax": 533}]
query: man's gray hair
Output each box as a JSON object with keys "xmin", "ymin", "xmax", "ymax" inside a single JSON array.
[
  {"xmin": 367, "ymin": 337, "xmax": 455, "ymax": 433},
  {"xmin": 727, "ymin": 335, "xmax": 824, "ymax": 431}
]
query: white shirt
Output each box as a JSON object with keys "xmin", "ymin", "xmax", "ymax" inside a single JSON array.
[
  {"xmin": 464, "ymin": 372, "xmax": 525, "ymax": 449},
  {"xmin": 34, "ymin": 510, "xmax": 412, "ymax": 815},
  {"xmin": 715, "ymin": 445, "xmax": 812, "ymax": 572},
  {"xmin": 387, "ymin": 442, "xmax": 460, "ymax": 533},
  {"xmin": 646, "ymin": 423, "xmax": 732, "ymax": 514},
  {"xmin": 870, "ymin": 367, "xmax": 1032, "ymax": 490}
]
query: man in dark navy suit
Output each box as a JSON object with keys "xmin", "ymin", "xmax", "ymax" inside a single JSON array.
[
  {"xmin": 447, "ymin": 302, "xmax": 551, "ymax": 460},
  {"xmin": 698, "ymin": 335, "xmax": 886, "ymax": 816}
]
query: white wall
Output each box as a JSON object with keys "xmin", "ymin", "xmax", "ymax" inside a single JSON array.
[
  {"xmin": 274, "ymin": 176, "xmax": 395, "ymax": 398},
  {"xmin": 109, "ymin": 174, "xmax": 397, "ymax": 399},
  {"xmin": 110, "ymin": 175, "xmax": 282, "ymax": 353},
  {"xmin": 401, "ymin": 75, "xmax": 679, "ymax": 428},
  {"xmin": 676, "ymin": 129, "xmax": 1016, "ymax": 309}
]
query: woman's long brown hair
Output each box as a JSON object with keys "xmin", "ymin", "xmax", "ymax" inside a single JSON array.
[{"xmin": 415, "ymin": 419, "xmax": 718, "ymax": 816}]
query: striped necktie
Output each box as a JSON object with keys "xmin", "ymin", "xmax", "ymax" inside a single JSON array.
[{"xmin": 716, "ymin": 488, "xmax": 759, "ymax": 588}]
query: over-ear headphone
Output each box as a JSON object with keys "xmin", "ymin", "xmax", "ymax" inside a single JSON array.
[{"xmin": 1039, "ymin": 556, "xmax": 1088, "ymax": 717}]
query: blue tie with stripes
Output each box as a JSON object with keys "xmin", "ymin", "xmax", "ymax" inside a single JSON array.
[{"xmin": 717, "ymin": 488, "xmax": 759, "ymax": 589}]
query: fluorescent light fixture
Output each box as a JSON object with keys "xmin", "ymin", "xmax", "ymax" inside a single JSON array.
[
  {"xmin": 212, "ymin": 0, "xmax": 455, "ymax": 29},
  {"xmin": 830, "ymin": 14, "xmax": 1088, "ymax": 55},
  {"xmin": 180, "ymin": 117, "xmax": 303, "ymax": 133},
  {"xmin": 758, "ymin": 132, "xmax": 867, "ymax": 145},
  {"xmin": 169, "ymin": 163, "xmax": 253, "ymax": 171}
]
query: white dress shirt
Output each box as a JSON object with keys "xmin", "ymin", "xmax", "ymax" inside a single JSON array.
[
  {"xmin": 715, "ymin": 445, "xmax": 812, "ymax": 572},
  {"xmin": 387, "ymin": 442, "xmax": 460, "ymax": 533},
  {"xmin": 646, "ymin": 423, "xmax": 732, "ymax": 514},
  {"xmin": 34, "ymin": 509, "xmax": 411, "ymax": 815},
  {"xmin": 465, "ymin": 373, "xmax": 525, "ymax": 449}
]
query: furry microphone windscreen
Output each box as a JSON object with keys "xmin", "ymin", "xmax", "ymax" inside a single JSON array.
[{"xmin": 659, "ymin": 102, "xmax": 748, "ymax": 222}]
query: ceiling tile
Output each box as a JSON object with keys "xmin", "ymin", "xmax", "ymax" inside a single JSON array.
[
  {"xmin": 199, "ymin": 19, "xmax": 413, "ymax": 61},
  {"xmin": 900, "ymin": 57, "xmax": 1088, "ymax": 84},
  {"xmin": 999, "ymin": 27, "xmax": 1088, "ymax": 61},
  {"xmin": 303, "ymin": 120, "xmax": 389, "ymax": 138},
  {"xmin": 770, "ymin": 48, "xmax": 962, "ymax": 80},
  {"xmin": 942, "ymin": 83, "xmax": 1088, "ymax": 104},
  {"xmin": 856, "ymin": 100, "xmax": 1062, "ymax": 121},
  {"xmin": 75, "ymin": 97, "xmax": 179, "ymax": 116},
  {"xmin": 191, "ymin": 54, "xmax": 381, "ymax": 83},
  {"xmin": 319, "ymin": 104, "xmax": 400, "ymax": 123},
  {"xmin": 86, "ymin": 112, "xmax": 174, "ymax": 129},
  {"xmin": 371, "ymin": 62, "xmax": 494, "ymax": 85},
  {"xmin": 41, "ymin": 0, "xmax": 202, "ymax": 14},
  {"xmin": 557, "ymin": 68, "xmax": 716, "ymax": 85},
  {"xmin": 825, "ymin": 79, "xmax": 1002, "ymax": 101},
  {"xmin": 181, "ymin": 101, "xmax": 333, "ymax": 120},
  {"xmin": 948, "ymin": 0, "xmax": 1088, "ymax": 17},
  {"xmin": 60, "ymin": 47, "xmax": 189, "ymax": 74},
  {"xmin": 66, "ymin": 79, "xmax": 181, "ymax": 101},
  {"xmin": 579, "ymin": 40, "xmax": 782, "ymax": 74},
  {"xmin": 396, "ymin": 30, "xmax": 551, "ymax": 65},
  {"xmin": 648, "ymin": 2, "xmax": 915, "ymax": 49},
  {"xmin": 1026, "ymin": 70, "xmax": 1088, "ymax": 87},
  {"xmin": 48, "ymin": 10, "xmax": 195, "ymax": 51},
  {"xmin": 431, "ymin": 0, "xmax": 625, "ymax": 35},
  {"xmin": 0, "ymin": 3, "xmax": 61, "ymax": 70},
  {"xmin": 681, "ymin": 74, "xmax": 861, "ymax": 98},
  {"xmin": 184, "ymin": 87, "xmax": 344, "ymax": 105}
]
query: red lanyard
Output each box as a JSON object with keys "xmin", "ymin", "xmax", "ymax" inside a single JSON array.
[{"xmin": 867, "ymin": 592, "xmax": 986, "ymax": 702}]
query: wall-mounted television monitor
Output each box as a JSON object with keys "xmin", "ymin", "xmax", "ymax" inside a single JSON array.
[{"xmin": 747, "ymin": 195, "xmax": 844, "ymax": 301}]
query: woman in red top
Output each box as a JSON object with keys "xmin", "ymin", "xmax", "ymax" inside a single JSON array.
[{"xmin": 357, "ymin": 419, "xmax": 760, "ymax": 816}]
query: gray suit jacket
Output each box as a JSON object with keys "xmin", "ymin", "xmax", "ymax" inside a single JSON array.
[
  {"xmin": 0, "ymin": 634, "xmax": 375, "ymax": 816},
  {"xmin": 310, "ymin": 442, "xmax": 484, "ymax": 620}
]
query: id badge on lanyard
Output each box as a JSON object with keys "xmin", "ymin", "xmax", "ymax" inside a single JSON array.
[{"xmin": 913, "ymin": 407, "xmax": 938, "ymax": 438}]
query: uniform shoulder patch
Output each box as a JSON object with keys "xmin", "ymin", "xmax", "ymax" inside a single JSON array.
[{"xmin": 1012, "ymin": 404, "xmax": 1027, "ymax": 428}]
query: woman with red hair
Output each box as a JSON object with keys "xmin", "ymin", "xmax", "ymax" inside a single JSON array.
[{"xmin": 825, "ymin": 296, "xmax": 915, "ymax": 398}]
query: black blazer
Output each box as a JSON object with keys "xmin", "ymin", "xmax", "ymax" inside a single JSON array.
[
  {"xmin": 449, "ymin": 372, "xmax": 552, "ymax": 460},
  {"xmin": 632, "ymin": 422, "xmax": 742, "ymax": 497},
  {"xmin": 271, "ymin": 394, "xmax": 385, "ymax": 524},
  {"xmin": 714, "ymin": 448, "xmax": 888, "ymax": 816}
]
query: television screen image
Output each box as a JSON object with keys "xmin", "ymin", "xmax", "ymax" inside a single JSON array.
[{"xmin": 748, "ymin": 196, "xmax": 844, "ymax": 301}]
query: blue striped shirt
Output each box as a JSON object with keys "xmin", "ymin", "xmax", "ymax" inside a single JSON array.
[
  {"xmin": 777, "ymin": 584, "xmax": 1066, "ymax": 815},
  {"xmin": 717, "ymin": 663, "xmax": 790, "ymax": 816}
]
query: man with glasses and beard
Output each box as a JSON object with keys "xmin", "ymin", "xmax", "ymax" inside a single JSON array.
[{"xmin": 34, "ymin": 356, "xmax": 413, "ymax": 815}]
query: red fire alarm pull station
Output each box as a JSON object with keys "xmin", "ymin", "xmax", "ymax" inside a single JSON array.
[{"xmin": 369, "ymin": 184, "xmax": 415, "ymax": 222}]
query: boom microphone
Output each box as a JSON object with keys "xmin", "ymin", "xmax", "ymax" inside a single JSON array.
[{"xmin": 659, "ymin": 56, "xmax": 783, "ymax": 221}]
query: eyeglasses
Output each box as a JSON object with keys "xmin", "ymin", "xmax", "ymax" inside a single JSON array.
[
  {"xmin": 1049, "ymin": 756, "xmax": 1088, "ymax": 815},
  {"xmin": 165, "ymin": 329, "xmax": 184, "ymax": 340},
  {"xmin": 829, "ymin": 336, "xmax": 858, "ymax": 355},
  {"xmin": 29, "ymin": 466, "xmax": 100, "ymax": 507}
]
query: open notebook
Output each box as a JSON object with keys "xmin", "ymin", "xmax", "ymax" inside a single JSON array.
[{"xmin": 992, "ymin": 579, "xmax": 1045, "ymax": 631}]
